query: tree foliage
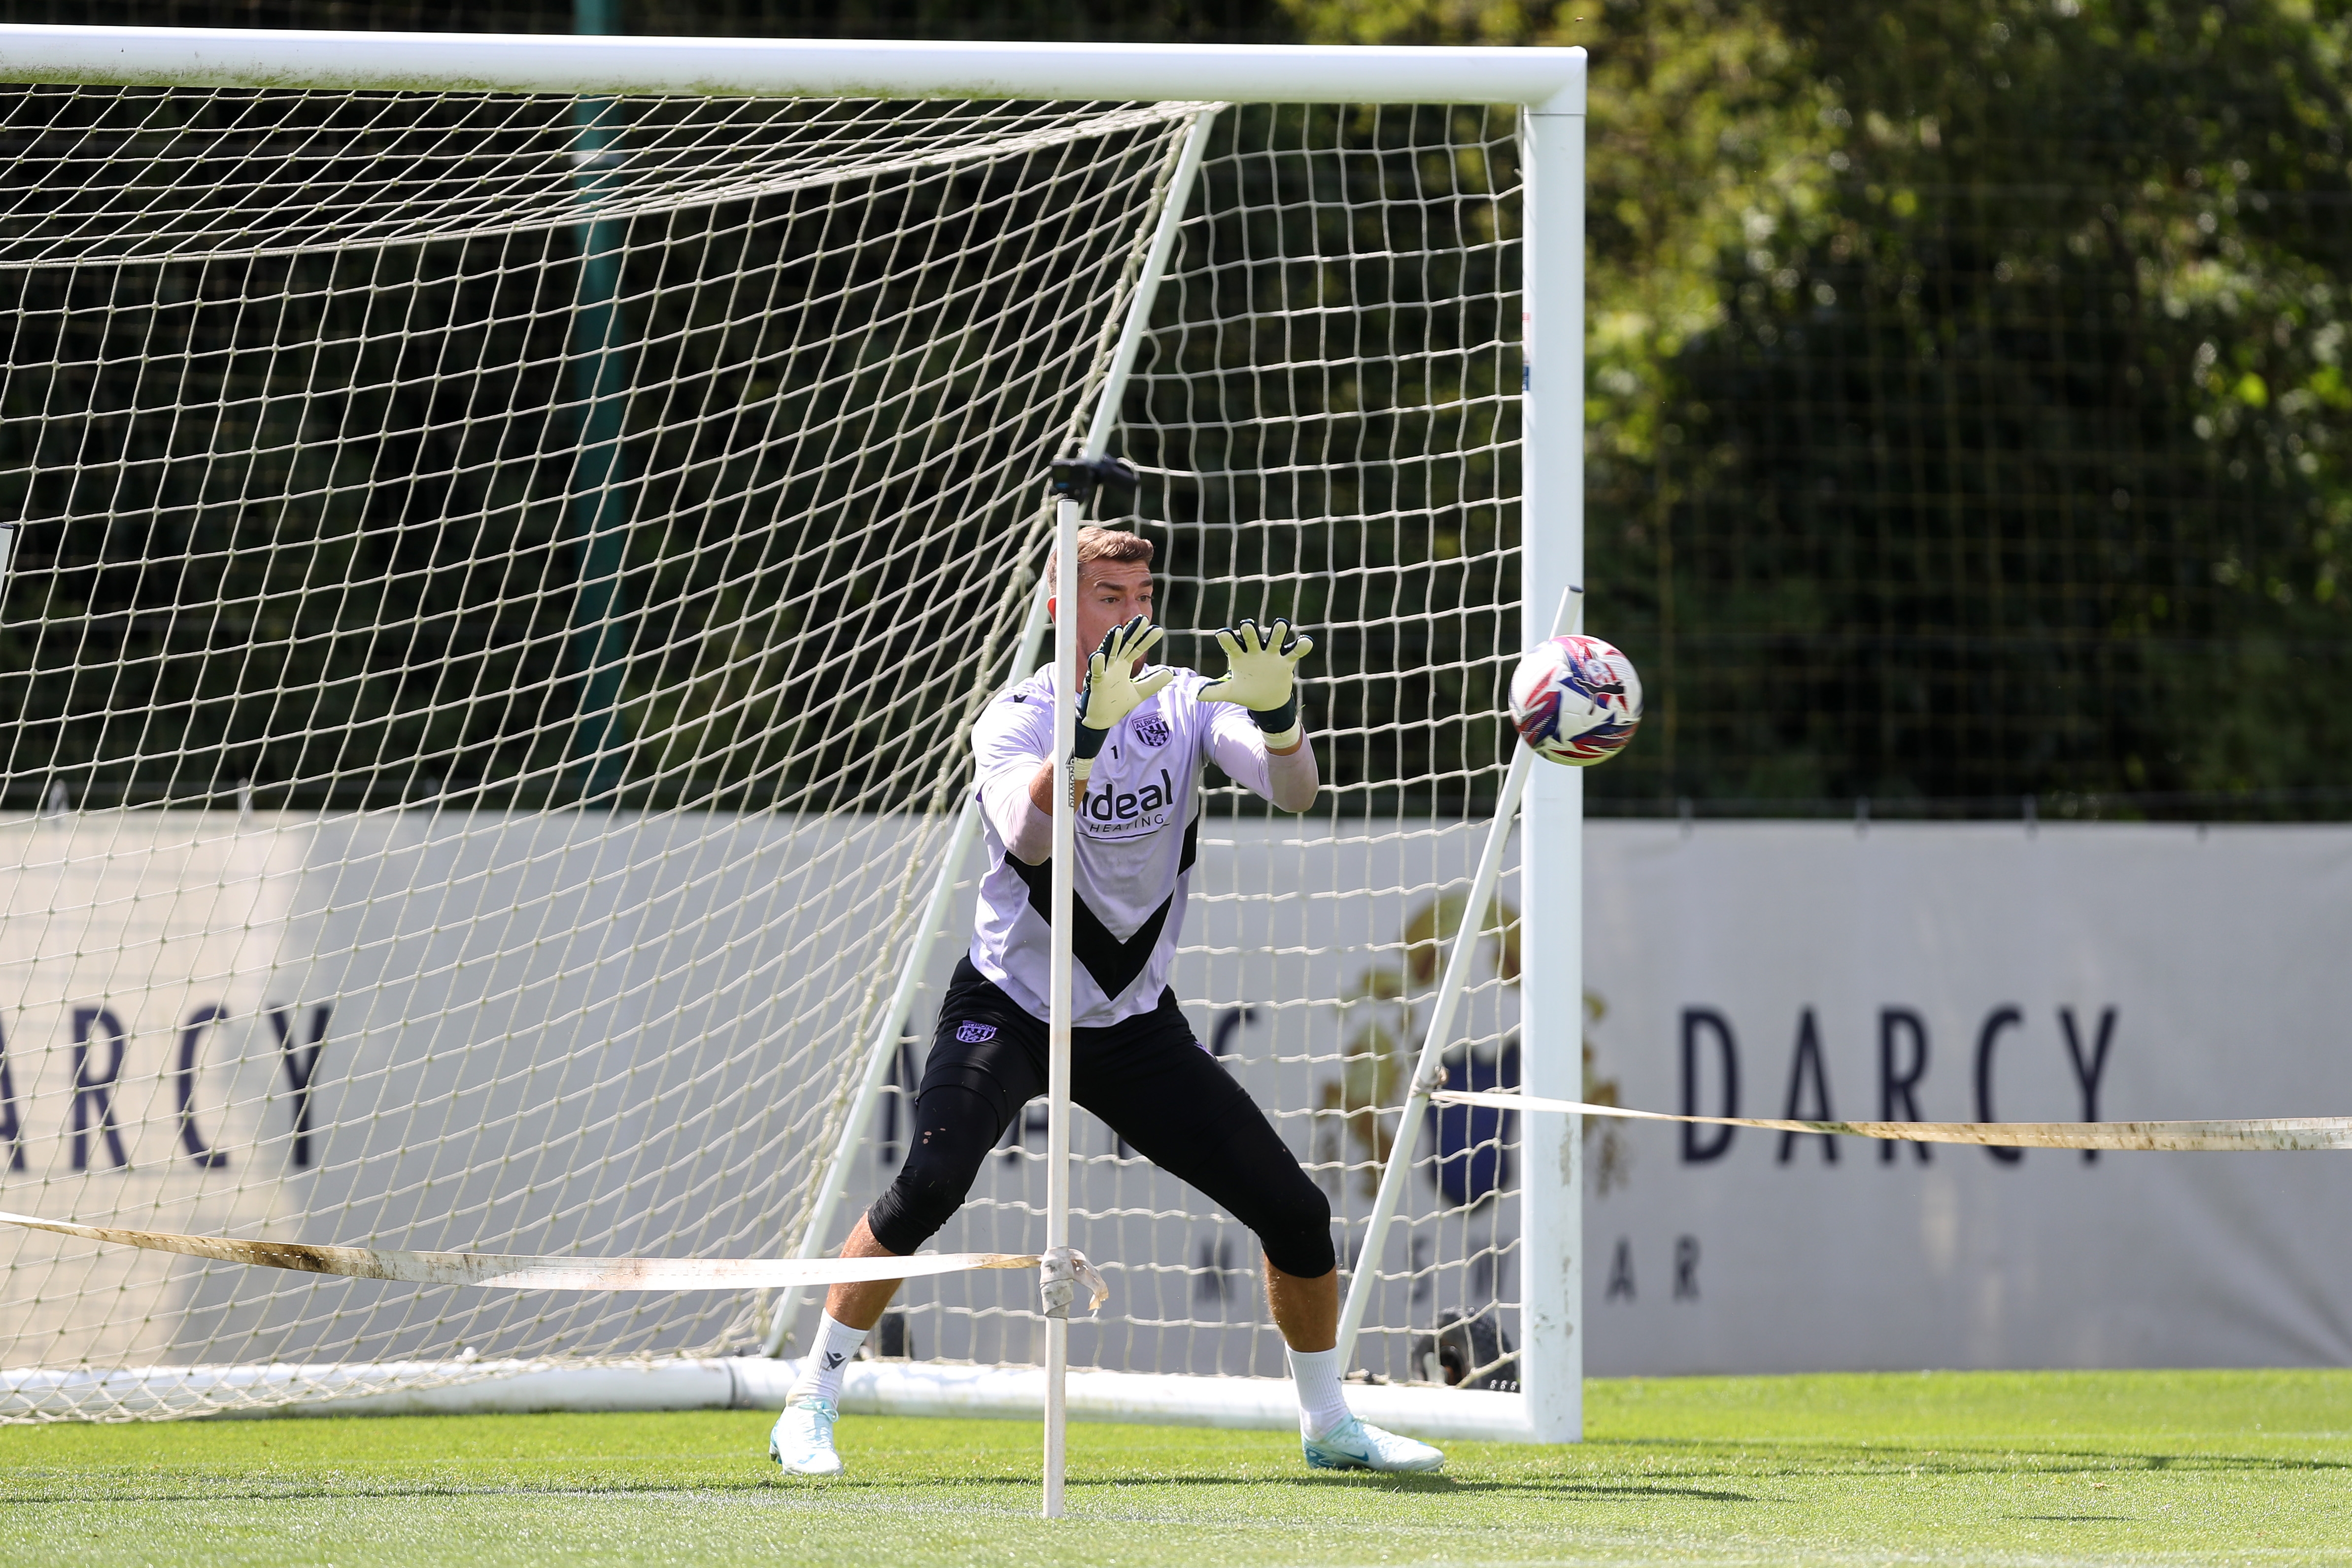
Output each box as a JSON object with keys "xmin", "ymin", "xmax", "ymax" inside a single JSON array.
[
  {"xmin": 2, "ymin": 0, "xmax": 2345, "ymax": 813},
  {"xmin": 1293, "ymin": 0, "xmax": 2352, "ymax": 811}
]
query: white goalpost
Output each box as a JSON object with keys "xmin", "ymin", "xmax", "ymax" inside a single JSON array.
[{"xmin": 0, "ymin": 24, "xmax": 1586, "ymax": 1474}]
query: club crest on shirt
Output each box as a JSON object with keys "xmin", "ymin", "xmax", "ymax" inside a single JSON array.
[
  {"xmin": 955, "ymin": 1021, "xmax": 997, "ymax": 1044},
  {"xmin": 1131, "ymin": 712, "xmax": 1172, "ymax": 749}
]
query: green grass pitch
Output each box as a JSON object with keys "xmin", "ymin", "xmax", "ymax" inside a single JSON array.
[{"xmin": 3, "ymin": 1370, "xmax": 2348, "ymax": 1566}]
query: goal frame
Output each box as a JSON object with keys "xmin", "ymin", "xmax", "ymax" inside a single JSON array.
[{"xmin": 0, "ymin": 23, "xmax": 1586, "ymax": 1447}]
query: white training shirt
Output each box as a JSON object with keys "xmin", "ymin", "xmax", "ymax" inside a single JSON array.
[{"xmin": 969, "ymin": 663, "xmax": 1285, "ymax": 1027}]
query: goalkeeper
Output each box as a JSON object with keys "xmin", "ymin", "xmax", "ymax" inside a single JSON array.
[{"xmin": 771, "ymin": 526, "xmax": 1443, "ymax": 1478}]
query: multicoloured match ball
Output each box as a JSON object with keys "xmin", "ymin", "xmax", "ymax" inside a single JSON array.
[{"xmin": 1506, "ymin": 634, "xmax": 1644, "ymax": 766}]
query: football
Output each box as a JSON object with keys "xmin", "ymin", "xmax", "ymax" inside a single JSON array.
[{"xmin": 1507, "ymin": 634, "xmax": 1644, "ymax": 765}]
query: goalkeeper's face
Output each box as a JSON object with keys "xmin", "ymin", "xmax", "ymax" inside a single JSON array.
[{"xmin": 1056, "ymin": 561, "xmax": 1157, "ymax": 670}]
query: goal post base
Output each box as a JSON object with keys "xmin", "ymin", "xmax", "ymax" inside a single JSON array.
[
  {"xmin": 823, "ymin": 1363, "xmax": 1536, "ymax": 1443},
  {"xmin": 2, "ymin": 1360, "xmax": 1539, "ymax": 1442}
]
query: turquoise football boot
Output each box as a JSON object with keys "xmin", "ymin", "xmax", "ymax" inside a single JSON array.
[
  {"xmin": 769, "ymin": 1397, "xmax": 844, "ymax": 1476},
  {"xmin": 1301, "ymin": 1415, "xmax": 1445, "ymax": 1473}
]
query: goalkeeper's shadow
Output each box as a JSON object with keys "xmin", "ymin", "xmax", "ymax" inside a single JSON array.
[
  {"xmin": 1080, "ymin": 1472, "xmax": 1758, "ymax": 1502},
  {"xmin": 1407, "ymin": 1477, "xmax": 1758, "ymax": 1502}
]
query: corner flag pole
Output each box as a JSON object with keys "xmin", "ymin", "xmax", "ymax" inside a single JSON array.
[
  {"xmin": 1043, "ymin": 484, "xmax": 1079, "ymax": 1519},
  {"xmin": 1036, "ymin": 459, "xmax": 1140, "ymax": 1519},
  {"xmin": 1333, "ymin": 587, "xmax": 1581, "ymax": 1372},
  {"xmin": 1038, "ymin": 108, "xmax": 1216, "ymax": 1521}
]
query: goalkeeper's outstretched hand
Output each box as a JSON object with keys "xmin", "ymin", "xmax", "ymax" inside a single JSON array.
[
  {"xmin": 1070, "ymin": 615, "xmax": 1174, "ymax": 803},
  {"xmin": 1198, "ymin": 617, "xmax": 1313, "ymax": 747}
]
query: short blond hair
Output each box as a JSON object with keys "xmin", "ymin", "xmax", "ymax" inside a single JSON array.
[{"xmin": 1044, "ymin": 526, "xmax": 1154, "ymax": 586}]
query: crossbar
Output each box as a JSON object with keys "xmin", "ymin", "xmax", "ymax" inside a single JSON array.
[{"xmin": 0, "ymin": 25, "xmax": 1585, "ymax": 109}]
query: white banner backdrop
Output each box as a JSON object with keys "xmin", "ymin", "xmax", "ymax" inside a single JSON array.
[
  {"xmin": 6, "ymin": 810, "xmax": 2347, "ymax": 1380},
  {"xmin": 0, "ymin": 809, "xmax": 1520, "ymax": 1381},
  {"xmin": 1579, "ymin": 820, "xmax": 2352, "ymax": 1374}
]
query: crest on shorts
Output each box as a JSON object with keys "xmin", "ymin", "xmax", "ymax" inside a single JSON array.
[
  {"xmin": 1131, "ymin": 712, "xmax": 1172, "ymax": 750},
  {"xmin": 954, "ymin": 1021, "xmax": 997, "ymax": 1044}
]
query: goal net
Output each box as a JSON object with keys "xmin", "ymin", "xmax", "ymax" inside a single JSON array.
[{"xmin": 0, "ymin": 56, "xmax": 1536, "ymax": 1423}]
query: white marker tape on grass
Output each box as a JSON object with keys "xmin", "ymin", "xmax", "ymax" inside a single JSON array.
[
  {"xmin": 1429, "ymin": 1090, "xmax": 2352, "ymax": 1153},
  {"xmin": 0, "ymin": 1209, "xmax": 1109, "ymax": 1307}
]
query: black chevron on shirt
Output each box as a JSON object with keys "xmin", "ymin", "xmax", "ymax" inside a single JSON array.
[{"xmin": 1007, "ymin": 817, "xmax": 1200, "ymax": 1003}]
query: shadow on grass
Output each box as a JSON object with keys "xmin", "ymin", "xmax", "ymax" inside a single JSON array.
[
  {"xmin": 0, "ymin": 1480, "xmax": 775, "ymax": 1507},
  {"xmin": 0, "ymin": 1470, "xmax": 1761, "ymax": 1507},
  {"xmin": 1585, "ymin": 1439, "xmax": 2352, "ymax": 1480},
  {"xmin": 1418, "ymin": 1479, "xmax": 1758, "ymax": 1503},
  {"xmin": 1083, "ymin": 1472, "xmax": 1759, "ymax": 1502},
  {"xmin": 7, "ymin": 1437, "xmax": 2335, "ymax": 1512}
]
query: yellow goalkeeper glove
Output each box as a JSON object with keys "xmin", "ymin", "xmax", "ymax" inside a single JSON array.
[
  {"xmin": 1070, "ymin": 615, "xmax": 1174, "ymax": 804},
  {"xmin": 1198, "ymin": 616, "xmax": 1313, "ymax": 748}
]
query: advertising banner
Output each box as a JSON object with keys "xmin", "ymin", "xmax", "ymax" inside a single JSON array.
[
  {"xmin": 1580, "ymin": 821, "xmax": 2352, "ymax": 1373},
  {"xmin": 4, "ymin": 810, "xmax": 2345, "ymax": 1378}
]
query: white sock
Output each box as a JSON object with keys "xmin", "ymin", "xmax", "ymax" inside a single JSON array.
[
  {"xmin": 1287, "ymin": 1345, "xmax": 1351, "ymax": 1440},
  {"xmin": 789, "ymin": 1312, "xmax": 869, "ymax": 1406}
]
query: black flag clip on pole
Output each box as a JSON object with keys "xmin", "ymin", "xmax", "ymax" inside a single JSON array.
[{"xmin": 1047, "ymin": 453, "xmax": 1139, "ymax": 510}]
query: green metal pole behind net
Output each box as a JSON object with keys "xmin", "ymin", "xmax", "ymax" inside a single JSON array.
[{"xmin": 569, "ymin": 0, "xmax": 633, "ymax": 804}]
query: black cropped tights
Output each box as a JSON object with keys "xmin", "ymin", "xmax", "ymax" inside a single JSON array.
[{"xmin": 866, "ymin": 959, "xmax": 1335, "ymax": 1280}]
